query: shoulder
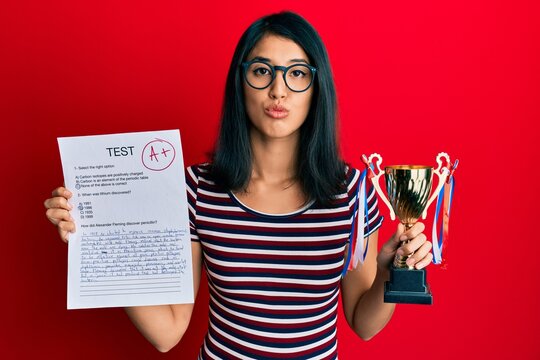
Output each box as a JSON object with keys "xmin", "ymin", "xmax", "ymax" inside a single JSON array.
[
  {"xmin": 314, "ymin": 164, "xmax": 361, "ymax": 210},
  {"xmin": 343, "ymin": 164, "xmax": 375, "ymax": 190},
  {"xmin": 343, "ymin": 164, "xmax": 362, "ymax": 192},
  {"xmin": 185, "ymin": 162, "xmax": 212, "ymax": 183},
  {"xmin": 185, "ymin": 162, "xmax": 227, "ymax": 194},
  {"xmin": 339, "ymin": 164, "xmax": 377, "ymax": 207}
]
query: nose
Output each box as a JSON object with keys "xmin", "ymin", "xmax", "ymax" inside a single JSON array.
[{"xmin": 268, "ymin": 72, "xmax": 287, "ymax": 99}]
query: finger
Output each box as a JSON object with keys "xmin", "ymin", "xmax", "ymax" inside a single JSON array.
[
  {"xmin": 46, "ymin": 208, "xmax": 73, "ymax": 226},
  {"xmin": 58, "ymin": 228, "xmax": 69, "ymax": 243},
  {"xmin": 51, "ymin": 187, "xmax": 73, "ymax": 199},
  {"xmin": 399, "ymin": 222, "xmax": 426, "ymax": 242},
  {"xmin": 405, "ymin": 240, "xmax": 432, "ymax": 267},
  {"xmin": 58, "ymin": 221, "xmax": 76, "ymax": 243},
  {"xmin": 398, "ymin": 233, "xmax": 428, "ymax": 256},
  {"xmin": 44, "ymin": 196, "xmax": 73, "ymax": 211},
  {"xmin": 413, "ymin": 251, "xmax": 434, "ymax": 270},
  {"xmin": 58, "ymin": 220, "xmax": 76, "ymax": 234}
]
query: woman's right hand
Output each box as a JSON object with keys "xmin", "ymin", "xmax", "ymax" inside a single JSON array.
[{"xmin": 44, "ymin": 187, "xmax": 76, "ymax": 243}]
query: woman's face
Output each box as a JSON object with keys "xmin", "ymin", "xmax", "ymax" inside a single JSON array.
[{"xmin": 243, "ymin": 34, "xmax": 314, "ymax": 141}]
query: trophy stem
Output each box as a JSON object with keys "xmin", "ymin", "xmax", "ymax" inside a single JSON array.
[{"xmin": 393, "ymin": 222, "xmax": 414, "ymax": 269}]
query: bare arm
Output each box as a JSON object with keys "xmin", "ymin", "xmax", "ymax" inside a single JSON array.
[
  {"xmin": 341, "ymin": 223, "xmax": 432, "ymax": 340},
  {"xmin": 124, "ymin": 241, "xmax": 203, "ymax": 352},
  {"xmin": 341, "ymin": 229, "xmax": 395, "ymax": 340},
  {"xmin": 45, "ymin": 187, "xmax": 204, "ymax": 352}
]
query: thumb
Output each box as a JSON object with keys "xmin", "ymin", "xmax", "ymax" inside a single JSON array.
[
  {"xmin": 386, "ymin": 223, "xmax": 406, "ymax": 251},
  {"xmin": 377, "ymin": 223, "xmax": 407, "ymax": 269}
]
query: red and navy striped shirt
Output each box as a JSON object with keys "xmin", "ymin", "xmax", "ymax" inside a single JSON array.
[{"xmin": 185, "ymin": 163, "xmax": 383, "ymax": 359}]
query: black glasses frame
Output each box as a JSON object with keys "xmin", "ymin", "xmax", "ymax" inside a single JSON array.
[{"xmin": 241, "ymin": 60, "xmax": 317, "ymax": 93}]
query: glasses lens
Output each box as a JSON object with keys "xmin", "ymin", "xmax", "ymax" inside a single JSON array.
[
  {"xmin": 245, "ymin": 62, "xmax": 273, "ymax": 89},
  {"xmin": 285, "ymin": 64, "xmax": 313, "ymax": 92}
]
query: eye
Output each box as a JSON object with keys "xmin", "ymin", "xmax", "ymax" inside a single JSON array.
[
  {"xmin": 290, "ymin": 69, "xmax": 307, "ymax": 78},
  {"xmin": 253, "ymin": 67, "xmax": 271, "ymax": 76}
]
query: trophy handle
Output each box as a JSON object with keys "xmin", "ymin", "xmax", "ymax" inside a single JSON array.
[
  {"xmin": 363, "ymin": 153, "xmax": 396, "ymax": 220},
  {"xmin": 422, "ymin": 152, "xmax": 451, "ymax": 219}
]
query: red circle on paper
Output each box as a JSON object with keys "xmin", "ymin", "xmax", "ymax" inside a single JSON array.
[{"xmin": 141, "ymin": 139, "xmax": 176, "ymax": 171}]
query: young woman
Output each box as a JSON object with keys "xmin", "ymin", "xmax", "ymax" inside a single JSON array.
[{"xmin": 44, "ymin": 11, "xmax": 433, "ymax": 359}]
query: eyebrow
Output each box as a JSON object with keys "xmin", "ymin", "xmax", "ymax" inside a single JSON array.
[{"xmin": 250, "ymin": 56, "xmax": 309, "ymax": 64}]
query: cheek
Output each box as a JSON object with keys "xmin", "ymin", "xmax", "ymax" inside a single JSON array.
[
  {"xmin": 243, "ymin": 87, "xmax": 262, "ymax": 119},
  {"xmin": 297, "ymin": 91, "xmax": 313, "ymax": 117}
]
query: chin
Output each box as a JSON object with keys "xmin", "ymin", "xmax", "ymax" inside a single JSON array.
[{"xmin": 263, "ymin": 127, "xmax": 301, "ymax": 140}]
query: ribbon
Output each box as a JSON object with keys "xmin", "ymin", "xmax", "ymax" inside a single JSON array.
[
  {"xmin": 342, "ymin": 168, "xmax": 370, "ymax": 277},
  {"xmin": 362, "ymin": 181, "xmax": 372, "ymax": 261},
  {"xmin": 432, "ymin": 160, "xmax": 457, "ymax": 265},
  {"xmin": 353, "ymin": 170, "xmax": 367, "ymax": 268}
]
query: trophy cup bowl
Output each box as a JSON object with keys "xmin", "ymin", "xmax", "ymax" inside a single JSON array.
[
  {"xmin": 385, "ymin": 166, "xmax": 432, "ymax": 269},
  {"xmin": 363, "ymin": 153, "xmax": 452, "ymax": 305}
]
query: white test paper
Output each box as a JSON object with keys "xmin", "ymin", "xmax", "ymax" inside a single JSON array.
[{"xmin": 58, "ymin": 130, "xmax": 193, "ymax": 309}]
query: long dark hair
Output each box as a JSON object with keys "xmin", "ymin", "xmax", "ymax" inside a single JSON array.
[{"xmin": 212, "ymin": 11, "xmax": 346, "ymax": 206}]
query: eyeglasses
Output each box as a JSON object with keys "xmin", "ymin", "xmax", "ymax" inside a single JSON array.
[{"xmin": 242, "ymin": 60, "xmax": 317, "ymax": 93}]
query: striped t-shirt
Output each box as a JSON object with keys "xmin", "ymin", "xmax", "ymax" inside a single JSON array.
[{"xmin": 185, "ymin": 163, "xmax": 383, "ymax": 360}]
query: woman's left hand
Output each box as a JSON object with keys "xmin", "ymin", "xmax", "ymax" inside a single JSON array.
[{"xmin": 376, "ymin": 222, "xmax": 433, "ymax": 272}]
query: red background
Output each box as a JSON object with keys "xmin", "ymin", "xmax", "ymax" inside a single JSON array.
[{"xmin": 2, "ymin": 0, "xmax": 539, "ymax": 358}]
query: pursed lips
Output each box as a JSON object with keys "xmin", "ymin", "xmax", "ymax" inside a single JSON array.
[{"xmin": 264, "ymin": 105, "xmax": 289, "ymax": 119}]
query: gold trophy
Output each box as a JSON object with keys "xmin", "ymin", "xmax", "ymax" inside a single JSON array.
[{"xmin": 364, "ymin": 152, "xmax": 452, "ymax": 304}]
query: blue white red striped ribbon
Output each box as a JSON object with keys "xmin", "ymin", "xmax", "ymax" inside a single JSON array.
[
  {"xmin": 342, "ymin": 168, "xmax": 370, "ymax": 277},
  {"xmin": 432, "ymin": 174, "xmax": 455, "ymax": 264}
]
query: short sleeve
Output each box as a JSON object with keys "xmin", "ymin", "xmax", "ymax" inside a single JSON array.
[
  {"xmin": 185, "ymin": 165, "xmax": 200, "ymax": 242},
  {"xmin": 347, "ymin": 167, "xmax": 384, "ymax": 237}
]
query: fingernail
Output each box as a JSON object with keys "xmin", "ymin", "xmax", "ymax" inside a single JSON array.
[
  {"xmin": 67, "ymin": 203, "xmax": 73, "ymax": 210},
  {"xmin": 406, "ymin": 258, "xmax": 415, "ymax": 266},
  {"xmin": 65, "ymin": 190, "xmax": 72, "ymax": 197},
  {"xmin": 399, "ymin": 235, "xmax": 407, "ymax": 241}
]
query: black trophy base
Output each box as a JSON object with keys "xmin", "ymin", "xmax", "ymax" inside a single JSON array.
[{"xmin": 384, "ymin": 267, "xmax": 433, "ymax": 305}]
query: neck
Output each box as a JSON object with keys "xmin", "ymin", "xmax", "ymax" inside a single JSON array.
[{"xmin": 249, "ymin": 128, "xmax": 299, "ymax": 184}]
